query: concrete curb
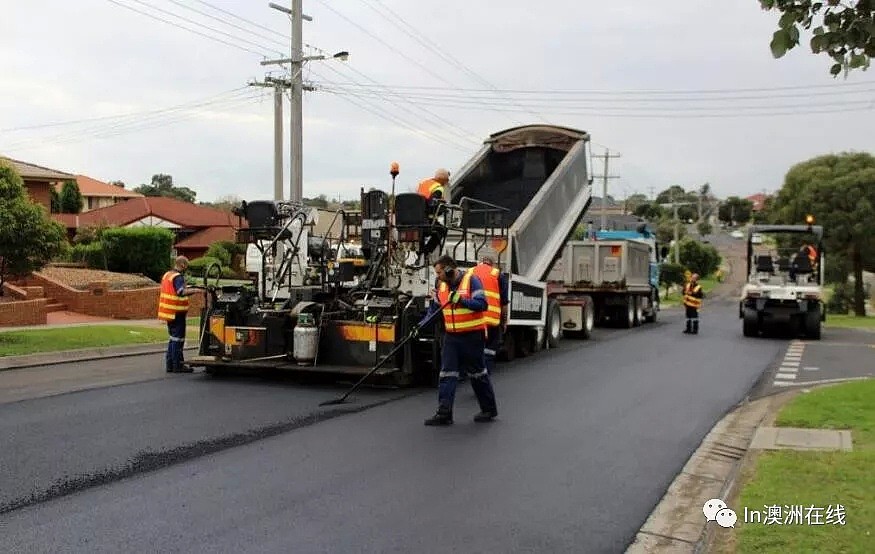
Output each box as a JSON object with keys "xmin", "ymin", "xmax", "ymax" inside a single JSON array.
[
  {"xmin": 625, "ymin": 391, "xmax": 797, "ymax": 553},
  {"xmin": 0, "ymin": 345, "xmax": 199, "ymax": 371}
]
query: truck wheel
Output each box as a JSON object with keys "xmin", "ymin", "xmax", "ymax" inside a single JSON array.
[
  {"xmin": 546, "ymin": 299, "xmax": 562, "ymax": 349},
  {"xmin": 805, "ymin": 309, "xmax": 822, "ymax": 340},
  {"xmin": 633, "ymin": 297, "xmax": 644, "ymax": 327},
  {"xmin": 622, "ymin": 299, "xmax": 635, "ymax": 329},
  {"xmin": 644, "ymin": 293, "xmax": 658, "ymax": 323},
  {"xmin": 742, "ymin": 312, "xmax": 759, "ymax": 337}
]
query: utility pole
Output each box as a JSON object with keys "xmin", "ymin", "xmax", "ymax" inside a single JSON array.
[
  {"xmin": 249, "ymin": 77, "xmax": 291, "ymax": 201},
  {"xmin": 262, "ymin": 2, "xmax": 348, "ymax": 203},
  {"xmin": 598, "ymin": 149, "xmax": 621, "ymax": 230}
]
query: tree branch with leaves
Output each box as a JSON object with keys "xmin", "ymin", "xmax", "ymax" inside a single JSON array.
[{"xmin": 761, "ymin": 0, "xmax": 874, "ymax": 75}]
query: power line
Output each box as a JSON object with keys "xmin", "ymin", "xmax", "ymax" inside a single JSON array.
[
  {"xmin": 315, "ymin": 82, "xmax": 875, "ymax": 103},
  {"xmin": 307, "ymin": 79, "xmax": 875, "ymax": 96},
  {"xmin": 192, "ymin": 0, "xmax": 290, "ymax": 41},
  {"xmin": 104, "ymin": 0, "xmax": 268, "ymax": 57},
  {"xmin": 314, "ymin": 88, "xmax": 875, "ymax": 117},
  {"xmin": 0, "ymin": 86, "xmax": 250, "ymax": 133},
  {"xmin": 164, "ymin": 0, "xmax": 289, "ymax": 50},
  {"xmin": 356, "ymin": 0, "xmax": 539, "ymax": 125},
  {"xmin": 120, "ymin": 0, "xmax": 285, "ymax": 55}
]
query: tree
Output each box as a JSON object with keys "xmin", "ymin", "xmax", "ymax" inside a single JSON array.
[
  {"xmin": 655, "ymin": 185, "xmax": 697, "ymax": 221},
  {"xmin": 770, "ymin": 152, "xmax": 875, "ymax": 316},
  {"xmin": 761, "ymin": 0, "xmax": 874, "ymax": 76},
  {"xmin": 697, "ymin": 221, "xmax": 714, "ymax": 236},
  {"xmin": 659, "ymin": 263, "xmax": 685, "ymax": 296},
  {"xmin": 625, "ymin": 193, "xmax": 649, "ymax": 215},
  {"xmin": 0, "ymin": 162, "xmax": 67, "ymax": 295},
  {"xmin": 677, "ymin": 238, "xmax": 722, "ymax": 277},
  {"xmin": 634, "ymin": 202, "xmax": 665, "ymax": 220},
  {"xmin": 50, "ymin": 186, "xmax": 60, "ymax": 213},
  {"xmin": 200, "ymin": 194, "xmax": 242, "ymax": 212},
  {"xmin": 303, "ymin": 194, "xmax": 329, "ymax": 208},
  {"xmin": 109, "ymin": 180, "xmax": 126, "ymax": 188},
  {"xmin": 718, "ymin": 196, "xmax": 754, "ymax": 225},
  {"xmin": 59, "ymin": 179, "xmax": 84, "ymax": 213},
  {"xmin": 655, "ymin": 218, "xmax": 688, "ymax": 246},
  {"xmin": 133, "ymin": 174, "xmax": 197, "ymax": 203}
]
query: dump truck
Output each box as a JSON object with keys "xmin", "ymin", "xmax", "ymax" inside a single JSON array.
[
  {"xmin": 739, "ymin": 220, "xmax": 825, "ymax": 339},
  {"xmin": 546, "ymin": 230, "xmax": 662, "ymax": 330},
  {"xmin": 189, "ymin": 124, "xmax": 648, "ymax": 382}
]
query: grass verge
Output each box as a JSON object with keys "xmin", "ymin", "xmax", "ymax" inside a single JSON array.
[
  {"xmin": 733, "ymin": 380, "xmax": 875, "ymax": 552},
  {"xmin": 0, "ymin": 325, "xmax": 169, "ymax": 357},
  {"xmin": 824, "ymin": 314, "xmax": 875, "ymax": 330}
]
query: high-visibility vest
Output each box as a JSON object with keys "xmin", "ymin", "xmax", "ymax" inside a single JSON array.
[
  {"xmin": 436, "ymin": 272, "xmax": 485, "ymax": 333},
  {"xmin": 157, "ymin": 270, "xmax": 189, "ymax": 321},
  {"xmin": 805, "ymin": 245, "xmax": 817, "ymax": 264},
  {"xmin": 683, "ymin": 282, "xmax": 703, "ymax": 309},
  {"xmin": 417, "ymin": 178, "xmax": 444, "ymax": 199},
  {"xmin": 468, "ymin": 264, "xmax": 501, "ymax": 327}
]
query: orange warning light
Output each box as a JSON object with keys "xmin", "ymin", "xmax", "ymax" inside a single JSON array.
[{"xmin": 490, "ymin": 237, "xmax": 508, "ymax": 253}]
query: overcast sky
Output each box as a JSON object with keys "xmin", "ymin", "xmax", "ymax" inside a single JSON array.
[{"xmin": 2, "ymin": 0, "xmax": 873, "ymax": 203}]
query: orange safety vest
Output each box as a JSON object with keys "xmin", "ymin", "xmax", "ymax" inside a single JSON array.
[
  {"xmin": 805, "ymin": 245, "xmax": 817, "ymax": 264},
  {"xmin": 436, "ymin": 272, "xmax": 485, "ymax": 333},
  {"xmin": 157, "ymin": 270, "xmax": 189, "ymax": 321},
  {"xmin": 468, "ymin": 263, "xmax": 501, "ymax": 327},
  {"xmin": 417, "ymin": 178, "xmax": 444, "ymax": 199},
  {"xmin": 683, "ymin": 282, "xmax": 703, "ymax": 309}
]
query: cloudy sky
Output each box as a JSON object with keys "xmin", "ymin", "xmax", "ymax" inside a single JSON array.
[{"xmin": 2, "ymin": 0, "xmax": 873, "ymax": 203}]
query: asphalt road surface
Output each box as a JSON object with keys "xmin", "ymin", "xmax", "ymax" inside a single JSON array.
[
  {"xmin": 754, "ymin": 326, "xmax": 875, "ymax": 397},
  {"xmin": 0, "ymin": 301, "xmax": 784, "ymax": 553}
]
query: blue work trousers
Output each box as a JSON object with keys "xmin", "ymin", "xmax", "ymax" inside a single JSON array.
[
  {"xmin": 438, "ymin": 330, "xmax": 497, "ymax": 414},
  {"xmin": 165, "ymin": 313, "xmax": 187, "ymax": 370},
  {"xmin": 484, "ymin": 324, "xmax": 502, "ymax": 373}
]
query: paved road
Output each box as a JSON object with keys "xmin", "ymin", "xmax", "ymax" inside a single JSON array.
[
  {"xmin": 753, "ymin": 326, "xmax": 875, "ymax": 397},
  {"xmin": 0, "ymin": 298, "xmax": 783, "ymax": 553}
]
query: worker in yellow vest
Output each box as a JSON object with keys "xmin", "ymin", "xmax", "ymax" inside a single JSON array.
[
  {"xmin": 467, "ymin": 255, "xmax": 509, "ymax": 373},
  {"xmin": 416, "ymin": 168, "xmax": 450, "ymax": 262},
  {"xmin": 682, "ymin": 273, "xmax": 704, "ymax": 335},
  {"xmin": 415, "ymin": 255, "xmax": 498, "ymax": 426},
  {"xmin": 157, "ymin": 256, "xmax": 200, "ymax": 372}
]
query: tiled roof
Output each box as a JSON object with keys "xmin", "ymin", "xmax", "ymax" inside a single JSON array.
[
  {"xmin": 174, "ymin": 226, "xmax": 238, "ymax": 249},
  {"xmin": 57, "ymin": 175, "xmax": 144, "ymax": 198},
  {"xmin": 1, "ymin": 156, "xmax": 74, "ymax": 181},
  {"xmin": 67, "ymin": 196, "xmax": 244, "ymax": 228}
]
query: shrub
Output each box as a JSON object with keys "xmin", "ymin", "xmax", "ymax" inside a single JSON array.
[
  {"xmin": 659, "ymin": 263, "xmax": 685, "ymax": 295},
  {"xmin": 677, "ymin": 238, "xmax": 721, "ymax": 277},
  {"xmin": 204, "ymin": 242, "xmax": 232, "ymax": 266},
  {"xmin": 100, "ymin": 227, "xmax": 174, "ymax": 281},
  {"xmin": 187, "ymin": 256, "xmax": 237, "ymax": 279},
  {"xmin": 71, "ymin": 243, "xmax": 107, "ymax": 269}
]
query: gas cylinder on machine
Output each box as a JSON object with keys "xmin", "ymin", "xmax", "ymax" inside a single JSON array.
[{"xmin": 293, "ymin": 313, "xmax": 319, "ymax": 365}]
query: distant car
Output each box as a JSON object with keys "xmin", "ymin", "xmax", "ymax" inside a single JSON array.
[
  {"xmin": 730, "ymin": 230, "xmax": 744, "ymax": 239},
  {"xmin": 751, "ymin": 233, "xmax": 764, "ymax": 244}
]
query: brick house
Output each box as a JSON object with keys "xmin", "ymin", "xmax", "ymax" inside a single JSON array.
[
  {"xmin": 53, "ymin": 196, "xmax": 245, "ymax": 259},
  {"xmin": 746, "ymin": 193, "xmax": 769, "ymax": 212},
  {"xmin": 1, "ymin": 156, "xmax": 74, "ymax": 210},
  {"xmin": 56, "ymin": 175, "xmax": 144, "ymax": 212}
]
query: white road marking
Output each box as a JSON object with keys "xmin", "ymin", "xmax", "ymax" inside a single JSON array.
[
  {"xmin": 803, "ymin": 366, "xmax": 820, "ymax": 371},
  {"xmin": 774, "ymin": 376, "xmax": 872, "ymax": 387},
  {"xmin": 775, "ymin": 373, "xmax": 797, "ymax": 381}
]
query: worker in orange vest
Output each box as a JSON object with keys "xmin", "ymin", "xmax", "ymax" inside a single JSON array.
[
  {"xmin": 415, "ymin": 254, "xmax": 498, "ymax": 426},
  {"xmin": 416, "ymin": 168, "xmax": 451, "ymax": 262},
  {"xmin": 467, "ymin": 255, "xmax": 509, "ymax": 373},
  {"xmin": 157, "ymin": 256, "xmax": 200, "ymax": 373}
]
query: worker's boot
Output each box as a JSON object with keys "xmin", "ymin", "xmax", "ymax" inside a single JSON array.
[
  {"xmin": 692, "ymin": 320, "xmax": 699, "ymax": 335},
  {"xmin": 424, "ymin": 408, "xmax": 453, "ymax": 426},
  {"xmin": 474, "ymin": 410, "xmax": 498, "ymax": 423},
  {"xmin": 683, "ymin": 320, "xmax": 692, "ymax": 334}
]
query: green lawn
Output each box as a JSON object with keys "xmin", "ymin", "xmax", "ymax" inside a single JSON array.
[
  {"xmin": 661, "ymin": 276, "xmax": 718, "ymax": 307},
  {"xmin": 734, "ymin": 380, "xmax": 875, "ymax": 553},
  {"xmin": 0, "ymin": 325, "xmax": 170, "ymax": 357},
  {"xmin": 824, "ymin": 314, "xmax": 875, "ymax": 330}
]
